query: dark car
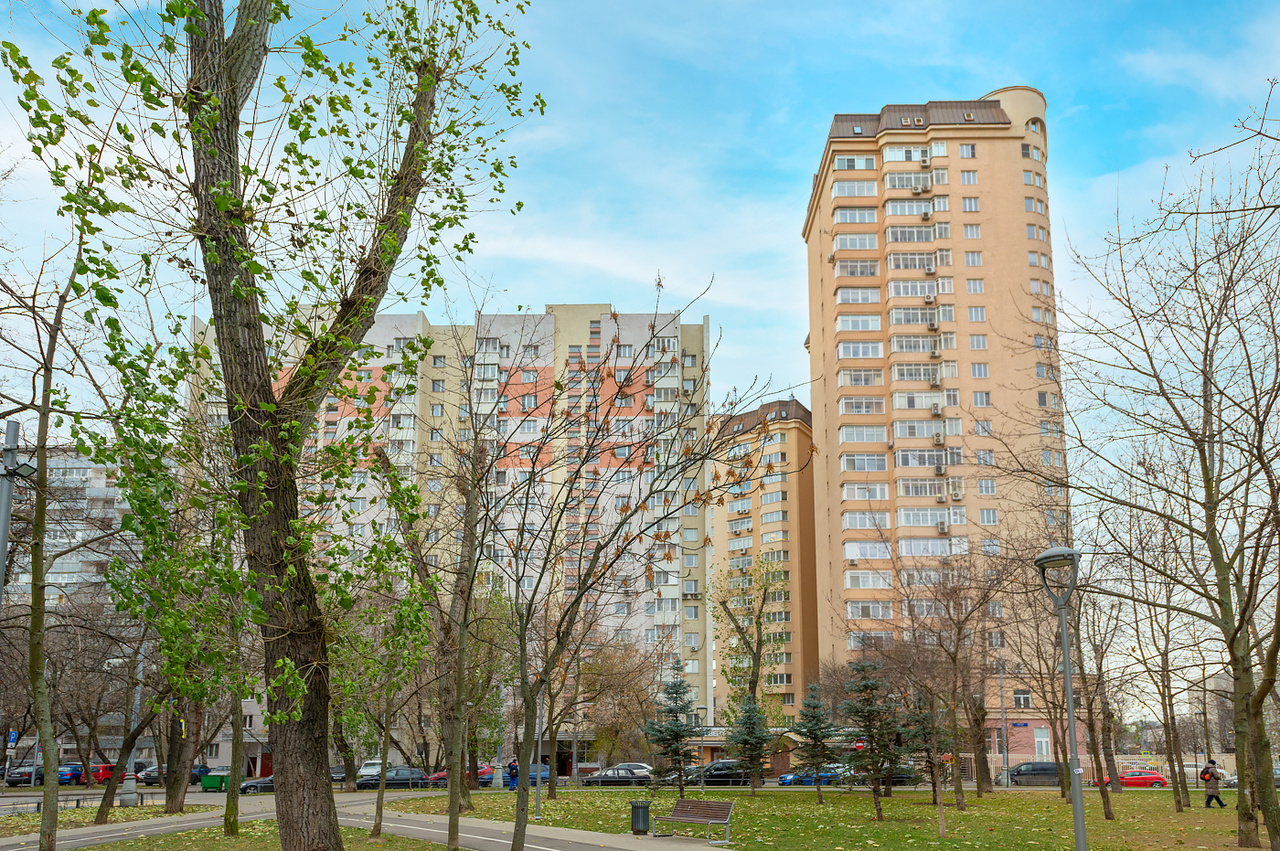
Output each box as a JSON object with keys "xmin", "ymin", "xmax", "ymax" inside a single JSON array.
[
  {"xmin": 1009, "ymin": 761, "xmax": 1061, "ymax": 787},
  {"xmin": 191, "ymin": 764, "xmax": 211, "ymax": 785},
  {"xmin": 140, "ymin": 764, "xmax": 164, "ymax": 786},
  {"xmin": 677, "ymin": 760, "xmax": 750, "ymax": 787},
  {"xmin": 240, "ymin": 775, "xmax": 274, "ymax": 794},
  {"xmin": 779, "ymin": 764, "xmax": 843, "ymax": 786},
  {"xmin": 356, "ymin": 766, "xmax": 429, "ymax": 790},
  {"xmin": 6, "ymin": 763, "xmax": 44, "ymax": 786},
  {"xmin": 331, "ymin": 765, "xmax": 347, "ymax": 783},
  {"xmin": 582, "ymin": 766, "xmax": 651, "ymax": 787},
  {"xmin": 849, "ymin": 765, "xmax": 921, "ymax": 787}
]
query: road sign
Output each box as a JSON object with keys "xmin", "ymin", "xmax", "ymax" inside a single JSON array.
[
  {"xmin": 853, "ymin": 738, "xmax": 866, "ymax": 751},
  {"xmin": 6, "ymin": 731, "xmax": 15, "ymax": 747},
  {"xmin": 1011, "ymin": 722, "xmax": 1029, "ymax": 727},
  {"xmin": 1141, "ymin": 750, "xmax": 1151, "ymax": 756}
]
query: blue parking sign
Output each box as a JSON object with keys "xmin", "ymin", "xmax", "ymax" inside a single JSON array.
[{"xmin": 6, "ymin": 731, "xmax": 15, "ymax": 746}]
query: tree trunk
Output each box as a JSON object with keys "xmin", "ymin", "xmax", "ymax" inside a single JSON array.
[
  {"xmin": 332, "ymin": 716, "xmax": 358, "ymax": 793},
  {"xmin": 1165, "ymin": 679, "xmax": 1191, "ymax": 810},
  {"xmin": 948, "ymin": 702, "xmax": 966, "ymax": 811},
  {"xmin": 929, "ymin": 716, "xmax": 946, "ymax": 839},
  {"xmin": 67, "ymin": 713, "xmax": 96, "ymax": 790},
  {"xmin": 95, "ymin": 707, "xmax": 158, "ymax": 824},
  {"xmin": 1245, "ymin": 675, "xmax": 1280, "ymax": 850},
  {"xmin": 1232, "ymin": 656, "xmax": 1261, "ymax": 846},
  {"xmin": 446, "ymin": 472, "xmax": 481, "ymax": 849},
  {"xmin": 28, "ymin": 400, "xmax": 59, "ymax": 851},
  {"xmin": 224, "ymin": 702, "xmax": 244, "ymax": 836},
  {"xmin": 370, "ymin": 691, "xmax": 393, "ymax": 839},
  {"xmin": 1082, "ymin": 693, "xmax": 1113, "ymax": 820},
  {"xmin": 545, "ymin": 697, "xmax": 559, "ymax": 801},
  {"xmin": 510, "ymin": 694, "xmax": 541, "ymax": 851},
  {"xmin": 1100, "ymin": 691, "xmax": 1122, "ymax": 797},
  {"xmin": 870, "ymin": 777, "xmax": 884, "ymax": 821}
]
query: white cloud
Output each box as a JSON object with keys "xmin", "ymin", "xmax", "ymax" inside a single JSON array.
[{"xmin": 1120, "ymin": 7, "xmax": 1280, "ymax": 100}]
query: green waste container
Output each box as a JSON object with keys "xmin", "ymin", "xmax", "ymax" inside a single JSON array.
[
  {"xmin": 201, "ymin": 773, "xmax": 229, "ymax": 792},
  {"xmin": 630, "ymin": 800, "xmax": 651, "ymax": 835}
]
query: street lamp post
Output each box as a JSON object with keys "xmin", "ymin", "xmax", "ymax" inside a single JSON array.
[
  {"xmin": 0, "ymin": 421, "xmax": 37, "ymax": 575},
  {"xmin": 695, "ymin": 705, "xmax": 707, "ymax": 794},
  {"xmin": 1035, "ymin": 546, "xmax": 1087, "ymax": 851},
  {"xmin": 998, "ymin": 653, "xmax": 1009, "ymax": 784}
]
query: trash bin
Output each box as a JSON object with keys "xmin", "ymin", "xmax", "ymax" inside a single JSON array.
[
  {"xmin": 630, "ymin": 799, "xmax": 651, "ymax": 835},
  {"xmin": 201, "ymin": 773, "xmax": 228, "ymax": 792}
]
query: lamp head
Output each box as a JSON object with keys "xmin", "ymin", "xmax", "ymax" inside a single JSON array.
[
  {"xmin": 13, "ymin": 463, "xmax": 36, "ymax": 478},
  {"xmin": 1034, "ymin": 546, "xmax": 1081, "ymax": 607}
]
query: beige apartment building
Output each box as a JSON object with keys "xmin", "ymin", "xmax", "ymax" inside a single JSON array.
[
  {"xmin": 801, "ymin": 87, "xmax": 1069, "ymax": 764},
  {"xmin": 708, "ymin": 399, "xmax": 818, "ymax": 722}
]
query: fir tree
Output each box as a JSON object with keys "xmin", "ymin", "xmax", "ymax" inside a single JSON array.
[
  {"xmin": 726, "ymin": 696, "xmax": 772, "ymax": 795},
  {"xmin": 644, "ymin": 663, "xmax": 703, "ymax": 798},
  {"xmin": 790, "ymin": 684, "xmax": 840, "ymax": 804},
  {"xmin": 841, "ymin": 661, "xmax": 907, "ymax": 821}
]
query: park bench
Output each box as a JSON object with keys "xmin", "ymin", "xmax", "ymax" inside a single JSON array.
[{"xmin": 652, "ymin": 799, "xmax": 735, "ymax": 845}]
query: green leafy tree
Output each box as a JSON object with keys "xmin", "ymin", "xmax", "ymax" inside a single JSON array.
[
  {"xmin": 841, "ymin": 661, "xmax": 907, "ymax": 821},
  {"xmin": 726, "ymin": 696, "xmax": 772, "ymax": 795},
  {"xmin": 644, "ymin": 663, "xmax": 703, "ymax": 799},
  {"xmin": 790, "ymin": 684, "xmax": 839, "ymax": 804}
]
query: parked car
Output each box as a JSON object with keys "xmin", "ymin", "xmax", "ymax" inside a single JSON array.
[
  {"xmin": 1094, "ymin": 770, "xmax": 1168, "ymax": 789},
  {"xmin": 611, "ymin": 762, "xmax": 653, "ymax": 774},
  {"xmin": 849, "ymin": 765, "xmax": 922, "ymax": 787},
  {"xmin": 356, "ymin": 766, "xmax": 429, "ymax": 790},
  {"xmin": 505, "ymin": 764, "xmax": 552, "ymax": 787},
  {"xmin": 1009, "ymin": 761, "xmax": 1061, "ymax": 787},
  {"xmin": 240, "ymin": 775, "xmax": 274, "ymax": 794},
  {"xmin": 581, "ymin": 766, "xmax": 651, "ymax": 787},
  {"xmin": 6, "ymin": 763, "xmax": 44, "ymax": 786},
  {"xmin": 190, "ymin": 764, "xmax": 212, "ymax": 785},
  {"xmin": 331, "ymin": 765, "xmax": 348, "ymax": 783},
  {"xmin": 670, "ymin": 760, "xmax": 752, "ymax": 787},
  {"xmin": 57, "ymin": 764, "xmax": 86, "ymax": 785},
  {"xmin": 427, "ymin": 765, "xmax": 494, "ymax": 788},
  {"xmin": 140, "ymin": 764, "xmax": 164, "ymax": 786},
  {"xmin": 778, "ymin": 764, "xmax": 842, "ymax": 786}
]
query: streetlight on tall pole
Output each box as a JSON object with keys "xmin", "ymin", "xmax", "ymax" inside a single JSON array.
[
  {"xmin": 998, "ymin": 652, "xmax": 1009, "ymax": 783},
  {"xmin": 1035, "ymin": 546, "xmax": 1087, "ymax": 851},
  {"xmin": 695, "ymin": 705, "xmax": 707, "ymax": 794},
  {"xmin": 0, "ymin": 422, "xmax": 37, "ymax": 577}
]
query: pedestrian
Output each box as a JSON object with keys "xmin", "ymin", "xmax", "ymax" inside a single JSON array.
[
  {"xmin": 1202, "ymin": 759, "xmax": 1226, "ymax": 808},
  {"xmin": 507, "ymin": 760, "xmax": 518, "ymax": 791}
]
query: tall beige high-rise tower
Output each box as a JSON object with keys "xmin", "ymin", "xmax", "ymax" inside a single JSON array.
[{"xmin": 802, "ymin": 87, "xmax": 1065, "ymax": 672}]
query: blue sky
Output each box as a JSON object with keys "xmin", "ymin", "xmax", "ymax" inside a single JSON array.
[{"xmin": 4, "ymin": 0, "xmax": 1279, "ymax": 405}]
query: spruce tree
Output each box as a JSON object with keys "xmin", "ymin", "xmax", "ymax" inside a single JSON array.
[
  {"xmin": 790, "ymin": 684, "xmax": 839, "ymax": 804},
  {"xmin": 644, "ymin": 663, "xmax": 703, "ymax": 798},
  {"xmin": 841, "ymin": 661, "xmax": 907, "ymax": 821},
  {"xmin": 726, "ymin": 696, "xmax": 772, "ymax": 795}
]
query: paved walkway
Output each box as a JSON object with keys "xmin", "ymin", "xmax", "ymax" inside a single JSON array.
[{"xmin": 0, "ymin": 792, "xmax": 709, "ymax": 851}]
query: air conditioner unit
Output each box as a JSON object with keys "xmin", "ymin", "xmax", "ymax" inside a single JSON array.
[
  {"xmin": 732, "ymin": 529, "xmax": 743, "ymax": 536},
  {"xmin": 828, "ymin": 252, "xmax": 835, "ymax": 263},
  {"xmin": 847, "ymin": 558, "xmax": 859, "ymax": 566},
  {"xmin": 920, "ymin": 159, "xmax": 931, "ymax": 170},
  {"xmin": 934, "ymin": 464, "xmax": 947, "ymax": 477},
  {"xmin": 937, "ymin": 520, "xmax": 949, "ymax": 535},
  {"xmin": 736, "ymin": 509, "xmax": 750, "ymax": 515},
  {"xmin": 929, "ymin": 375, "xmax": 941, "ymax": 387},
  {"xmin": 930, "ymin": 403, "xmax": 943, "ymax": 416},
  {"xmin": 924, "ymin": 293, "xmax": 936, "ymax": 304},
  {"xmin": 936, "ymin": 494, "xmax": 947, "ymax": 504},
  {"xmin": 941, "ymin": 555, "xmax": 953, "ymax": 564},
  {"xmin": 911, "ymin": 186, "xmax": 923, "ymax": 195},
  {"xmin": 951, "ymin": 491, "xmax": 963, "ymax": 501},
  {"xmin": 887, "ymin": 438, "xmax": 895, "ymax": 448},
  {"xmin": 683, "ymin": 592, "xmax": 702, "ymax": 600},
  {"xmin": 921, "ymin": 210, "xmax": 932, "ymax": 221},
  {"xmin": 930, "ymin": 348, "xmax": 942, "ymax": 359},
  {"xmin": 933, "ymin": 433, "xmax": 945, "ymax": 446},
  {"xmin": 927, "ymin": 320, "xmax": 939, "ymax": 331},
  {"xmin": 925, "ymin": 266, "xmax": 937, "ymax": 276}
]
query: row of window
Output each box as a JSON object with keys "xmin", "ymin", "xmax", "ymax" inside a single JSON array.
[
  {"xmin": 842, "ymin": 477, "xmax": 993, "ymax": 500},
  {"xmin": 836, "ymin": 278, "xmax": 1054, "ymax": 304}
]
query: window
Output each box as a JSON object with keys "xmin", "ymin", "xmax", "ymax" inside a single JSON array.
[
  {"xmin": 1023, "ymin": 171, "xmax": 1035, "ymax": 185},
  {"xmin": 833, "ymin": 180, "xmax": 877, "ymax": 197},
  {"xmin": 964, "ymin": 251, "xmax": 982, "ymax": 266},
  {"xmin": 971, "ymin": 363, "xmax": 989, "ymax": 378},
  {"xmin": 838, "ymin": 368, "xmax": 884, "ymax": 386},
  {"xmin": 836, "ymin": 259, "xmax": 879, "ymax": 277},
  {"xmin": 975, "ymin": 449, "xmax": 995, "ymax": 465},
  {"xmin": 837, "ymin": 315, "xmax": 882, "ymax": 332},
  {"xmin": 978, "ymin": 478, "xmax": 996, "ymax": 495},
  {"xmin": 846, "ymin": 600, "xmax": 893, "ymax": 619},
  {"xmin": 848, "ymin": 631, "xmax": 894, "ymax": 650},
  {"xmin": 1035, "ymin": 727, "xmax": 1051, "ymax": 756},
  {"xmin": 835, "ymin": 233, "xmax": 878, "ymax": 250},
  {"xmin": 837, "ymin": 287, "xmax": 881, "ymax": 304},
  {"xmin": 841, "ymin": 452, "xmax": 888, "ymax": 472},
  {"xmin": 963, "ymin": 224, "xmax": 981, "ymax": 239},
  {"xmin": 841, "ymin": 397, "xmax": 885, "ymax": 415},
  {"xmin": 959, "ymin": 144, "xmax": 976, "ymax": 158},
  {"xmin": 970, "ymin": 335, "xmax": 987, "ymax": 350},
  {"xmin": 780, "ymin": 693, "xmax": 796, "ymax": 706},
  {"xmin": 845, "ymin": 570, "xmax": 893, "ymax": 589},
  {"xmin": 884, "ymin": 199, "xmax": 934, "ymax": 216},
  {"xmin": 980, "ymin": 508, "xmax": 998, "ymax": 525},
  {"xmin": 982, "ymin": 538, "xmax": 1001, "ymax": 555},
  {"xmin": 835, "ymin": 207, "xmax": 878, "ymax": 223},
  {"xmin": 975, "ymin": 420, "xmax": 992, "ymax": 436},
  {"xmin": 966, "ymin": 307, "xmax": 987, "ymax": 324},
  {"xmin": 988, "ymin": 630, "xmax": 1005, "ymax": 648},
  {"xmin": 431, "ymin": 379, "xmax": 445, "ymax": 392},
  {"xmin": 835, "ymin": 155, "xmax": 876, "ymax": 170},
  {"xmin": 1015, "ymin": 690, "xmax": 1033, "ymax": 710},
  {"xmin": 842, "ymin": 510, "xmax": 890, "ymax": 530},
  {"xmin": 966, "ymin": 279, "xmax": 984, "ymax": 294},
  {"xmin": 885, "ymin": 225, "xmax": 935, "ymax": 243},
  {"xmin": 960, "ymin": 170, "xmax": 977, "ymax": 185},
  {"xmin": 838, "ymin": 342, "xmax": 884, "ymax": 359},
  {"xmin": 839, "ymin": 425, "xmax": 888, "ymax": 443}
]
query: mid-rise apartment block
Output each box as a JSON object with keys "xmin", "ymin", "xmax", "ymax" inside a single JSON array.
[
  {"xmin": 802, "ymin": 87, "xmax": 1068, "ymax": 760},
  {"xmin": 708, "ymin": 399, "xmax": 817, "ymax": 721}
]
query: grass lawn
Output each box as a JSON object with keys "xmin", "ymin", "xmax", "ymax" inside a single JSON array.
[
  {"xmin": 393, "ymin": 786, "xmax": 1255, "ymax": 850},
  {"xmin": 78, "ymin": 823, "xmax": 441, "ymax": 851},
  {"xmin": 0, "ymin": 804, "xmax": 218, "ymax": 838}
]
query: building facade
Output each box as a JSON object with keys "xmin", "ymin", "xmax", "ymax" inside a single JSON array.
[{"xmin": 801, "ymin": 87, "xmax": 1068, "ymax": 764}]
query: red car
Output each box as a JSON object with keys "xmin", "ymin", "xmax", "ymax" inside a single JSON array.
[
  {"xmin": 89, "ymin": 764, "xmax": 132, "ymax": 783},
  {"xmin": 428, "ymin": 764, "xmax": 495, "ymax": 788},
  {"xmin": 1095, "ymin": 770, "xmax": 1168, "ymax": 788}
]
